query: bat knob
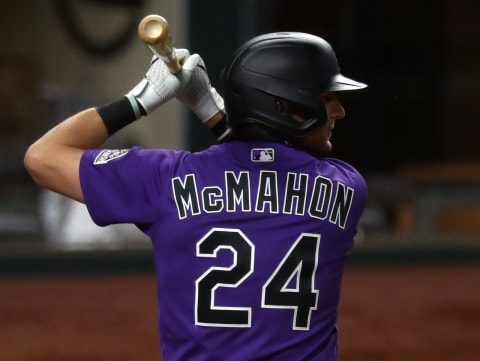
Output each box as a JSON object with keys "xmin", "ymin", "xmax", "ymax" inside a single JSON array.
[
  {"xmin": 138, "ymin": 14, "xmax": 181, "ymax": 74},
  {"xmin": 138, "ymin": 15, "xmax": 170, "ymax": 46}
]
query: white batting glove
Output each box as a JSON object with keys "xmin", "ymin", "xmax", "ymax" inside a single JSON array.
[
  {"xmin": 127, "ymin": 49, "xmax": 199, "ymax": 114},
  {"xmin": 175, "ymin": 55, "xmax": 225, "ymax": 123}
]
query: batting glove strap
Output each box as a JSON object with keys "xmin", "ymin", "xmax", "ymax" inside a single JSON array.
[
  {"xmin": 175, "ymin": 56, "xmax": 225, "ymax": 123},
  {"xmin": 128, "ymin": 78, "xmax": 165, "ymax": 115},
  {"xmin": 192, "ymin": 87, "xmax": 225, "ymax": 123}
]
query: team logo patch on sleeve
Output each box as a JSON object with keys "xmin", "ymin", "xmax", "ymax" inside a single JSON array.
[
  {"xmin": 94, "ymin": 149, "xmax": 129, "ymax": 165},
  {"xmin": 251, "ymin": 148, "xmax": 274, "ymax": 162}
]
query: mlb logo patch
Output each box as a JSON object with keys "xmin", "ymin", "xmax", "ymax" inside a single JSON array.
[
  {"xmin": 94, "ymin": 149, "xmax": 129, "ymax": 165},
  {"xmin": 251, "ymin": 148, "xmax": 274, "ymax": 162}
]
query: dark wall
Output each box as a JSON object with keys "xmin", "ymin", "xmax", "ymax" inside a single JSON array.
[
  {"xmin": 186, "ymin": 0, "xmax": 245, "ymax": 150},
  {"xmin": 187, "ymin": 0, "xmax": 446, "ymax": 173}
]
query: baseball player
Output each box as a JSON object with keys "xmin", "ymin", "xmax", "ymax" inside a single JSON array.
[{"xmin": 25, "ymin": 32, "xmax": 367, "ymax": 360}]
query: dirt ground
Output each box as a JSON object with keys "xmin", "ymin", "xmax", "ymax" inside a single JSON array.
[{"xmin": 1, "ymin": 266, "xmax": 479, "ymax": 361}]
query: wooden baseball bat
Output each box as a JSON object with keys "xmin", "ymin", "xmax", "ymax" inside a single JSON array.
[
  {"xmin": 138, "ymin": 14, "xmax": 230, "ymax": 139},
  {"xmin": 138, "ymin": 15, "xmax": 181, "ymax": 74}
]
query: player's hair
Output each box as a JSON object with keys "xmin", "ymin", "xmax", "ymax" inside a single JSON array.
[{"xmin": 221, "ymin": 32, "xmax": 367, "ymax": 141}]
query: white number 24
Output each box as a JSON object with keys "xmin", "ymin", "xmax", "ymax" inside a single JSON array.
[{"xmin": 195, "ymin": 228, "xmax": 320, "ymax": 331}]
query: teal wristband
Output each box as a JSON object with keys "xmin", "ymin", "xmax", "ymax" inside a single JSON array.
[
  {"xmin": 125, "ymin": 93, "xmax": 142, "ymax": 119},
  {"xmin": 96, "ymin": 96, "xmax": 145, "ymax": 136}
]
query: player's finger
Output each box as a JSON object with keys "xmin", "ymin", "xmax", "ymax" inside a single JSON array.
[
  {"xmin": 175, "ymin": 48, "xmax": 191, "ymax": 64},
  {"xmin": 181, "ymin": 53, "xmax": 201, "ymax": 71}
]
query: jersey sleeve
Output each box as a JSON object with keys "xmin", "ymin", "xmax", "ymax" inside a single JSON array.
[
  {"xmin": 324, "ymin": 158, "xmax": 368, "ymax": 240},
  {"xmin": 79, "ymin": 146, "xmax": 182, "ymax": 227},
  {"xmin": 340, "ymin": 161, "xmax": 368, "ymax": 242}
]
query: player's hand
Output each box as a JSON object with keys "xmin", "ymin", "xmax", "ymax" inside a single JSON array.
[
  {"xmin": 174, "ymin": 55, "xmax": 225, "ymax": 123},
  {"xmin": 127, "ymin": 49, "xmax": 200, "ymax": 114}
]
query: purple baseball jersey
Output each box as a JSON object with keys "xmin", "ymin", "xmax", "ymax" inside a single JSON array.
[{"xmin": 80, "ymin": 140, "xmax": 367, "ymax": 361}]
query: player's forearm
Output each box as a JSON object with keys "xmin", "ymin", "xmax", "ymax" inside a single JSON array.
[
  {"xmin": 43, "ymin": 108, "xmax": 108, "ymax": 148},
  {"xmin": 24, "ymin": 108, "xmax": 108, "ymax": 202}
]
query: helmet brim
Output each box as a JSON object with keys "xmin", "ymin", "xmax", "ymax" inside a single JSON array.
[{"xmin": 329, "ymin": 74, "xmax": 368, "ymax": 91}]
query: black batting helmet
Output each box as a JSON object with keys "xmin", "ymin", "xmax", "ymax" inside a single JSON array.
[{"xmin": 221, "ymin": 32, "xmax": 367, "ymax": 139}]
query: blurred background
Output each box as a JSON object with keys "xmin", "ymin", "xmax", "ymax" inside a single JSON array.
[{"xmin": 1, "ymin": 0, "xmax": 480, "ymax": 258}]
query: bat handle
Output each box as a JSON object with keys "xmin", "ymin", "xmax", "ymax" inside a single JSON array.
[{"xmin": 138, "ymin": 15, "xmax": 181, "ymax": 74}]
